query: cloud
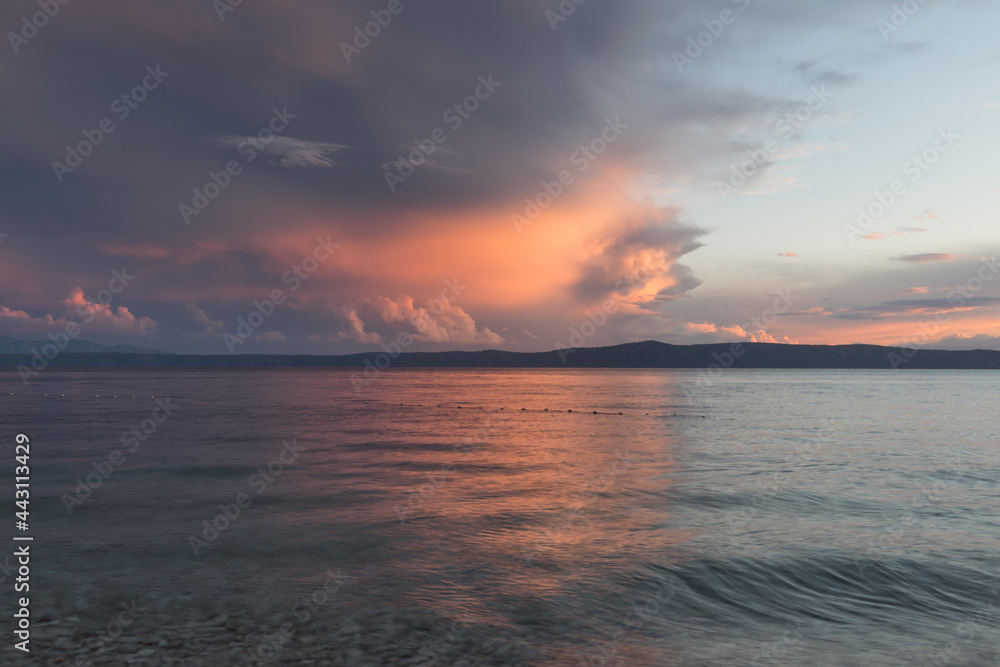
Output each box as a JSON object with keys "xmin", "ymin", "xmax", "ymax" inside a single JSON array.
[
  {"xmin": 793, "ymin": 61, "xmax": 859, "ymax": 87},
  {"xmin": 98, "ymin": 244, "xmax": 172, "ymax": 259},
  {"xmin": 739, "ymin": 167, "xmax": 806, "ymax": 196},
  {"xmin": 777, "ymin": 252, "xmax": 798, "ymax": 258},
  {"xmin": 572, "ymin": 203, "xmax": 705, "ymax": 306},
  {"xmin": 722, "ymin": 324, "xmax": 798, "ymax": 344},
  {"xmin": 185, "ymin": 303, "xmax": 225, "ymax": 337},
  {"xmin": 685, "ymin": 322, "xmax": 718, "ymax": 334},
  {"xmin": 862, "ymin": 227, "xmax": 926, "ymax": 241},
  {"xmin": 336, "ymin": 310, "xmax": 382, "ymax": 344},
  {"xmin": 682, "ymin": 321, "xmax": 797, "ymax": 344},
  {"xmin": 0, "ymin": 306, "xmax": 61, "ymax": 334},
  {"xmin": 751, "ymin": 330, "xmax": 799, "ymax": 345},
  {"xmin": 0, "ymin": 289, "xmax": 157, "ymax": 336},
  {"xmin": 899, "ymin": 287, "xmax": 932, "ymax": 294},
  {"xmin": 62, "ymin": 289, "xmax": 158, "ymax": 335},
  {"xmin": 4, "ymin": 0, "xmax": 998, "ymax": 354},
  {"xmin": 928, "ymin": 332, "xmax": 1000, "ymax": 351},
  {"xmin": 212, "ymin": 136, "xmax": 348, "ymax": 169},
  {"xmin": 891, "ymin": 253, "xmax": 957, "ymax": 263},
  {"xmin": 343, "ymin": 295, "xmax": 504, "ymax": 345},
  {"xmin": 254, "ymin": 331, "xmax": 286, "ymax": 342},
  {"xmin": 824, "ymin": 297, "xmax": 1000, "ymax": 321}
]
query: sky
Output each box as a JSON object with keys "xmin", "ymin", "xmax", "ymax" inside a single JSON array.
[{"xmin": 1, "ymin": 0, "xmax": 999, "ymax": 355}]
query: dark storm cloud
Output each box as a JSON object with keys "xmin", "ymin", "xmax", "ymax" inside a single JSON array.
[
  {"xmin": 0, "ymin": 0, "xmax": 811, "ymax": 238},
  {"xmin": 0, "ymin": 0, "xmax": 915, "ymax": 351}
]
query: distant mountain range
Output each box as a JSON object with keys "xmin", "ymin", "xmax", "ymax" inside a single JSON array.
[
  {"xmin": 0, "ymin": 335, "xmax": 167, "ymax": 356},
  {"xmin": 1, "ymin": 338, "xmax": 999, "ymax": 369}
]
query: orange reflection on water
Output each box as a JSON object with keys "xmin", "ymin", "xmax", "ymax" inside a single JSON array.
[{"xmin": 327, "ymin": 370, "xmax": 698, "ymax": 661}]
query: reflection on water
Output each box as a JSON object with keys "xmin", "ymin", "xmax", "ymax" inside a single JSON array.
[{"xmin": 1, "ymin": 368, "xmax": 999, "ymax": 665}]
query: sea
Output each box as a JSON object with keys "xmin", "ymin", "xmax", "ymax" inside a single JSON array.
[{"xmin": 1, "ymin": 368, "xmax": 998, "ymax": 666}]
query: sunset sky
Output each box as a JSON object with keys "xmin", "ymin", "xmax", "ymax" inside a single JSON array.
[{"xmin": 1, "ymin": 0, "xmax": 999, "ymax": 354}]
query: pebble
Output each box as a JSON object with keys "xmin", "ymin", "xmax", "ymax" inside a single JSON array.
[{"xmin": 11, "ymin": 605, "xmax": 539, "ymax": 667}]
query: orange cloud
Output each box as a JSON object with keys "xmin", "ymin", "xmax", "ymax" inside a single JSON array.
[
  {"xmin": 685, "ymin": 322, "xmax": 717, "ymax": 333},
  {"xmin": 343, "ymin": 295, "xmax": 503, "ymax": 345}
]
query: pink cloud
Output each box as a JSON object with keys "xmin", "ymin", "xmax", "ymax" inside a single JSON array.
[
  {"xmin": 62, "ymin": 288, "xmax": 157, "ymax": 335},
  {"xmin": 0, "ymin": 306, "xmax": 60, "ymax": 333},
  {"xmin": 0, "ymin": 289, "xmax": 156, "ymax": 336}
]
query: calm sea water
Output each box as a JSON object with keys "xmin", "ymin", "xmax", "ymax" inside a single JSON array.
[{"xmin": 1, "ymin": 368, "xmax": 999, "ymax": 666}]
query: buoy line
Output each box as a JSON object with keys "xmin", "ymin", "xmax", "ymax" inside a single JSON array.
[
  {"xmin": 3, "ymin": 394, "xmax": 707, "ymax": 418},
  {"xmin": 359, "ymin": 401, "xmax": 708, "ymax": 418}
]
